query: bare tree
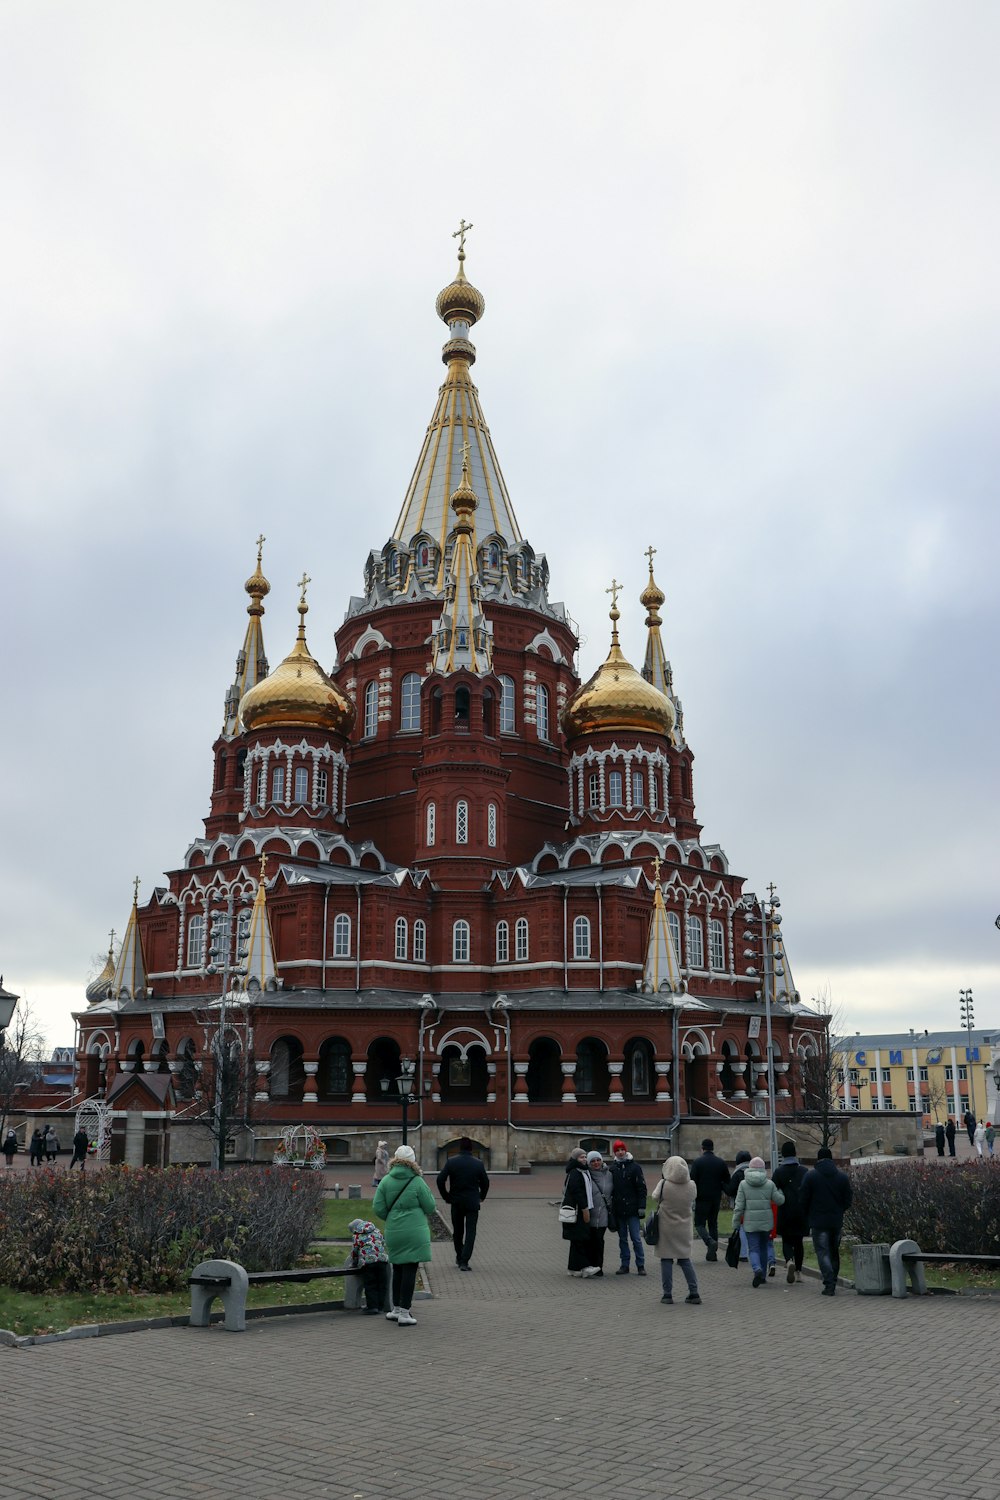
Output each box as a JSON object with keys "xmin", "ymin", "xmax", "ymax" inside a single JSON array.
[
  {"xmin": 181, "ymin": 997, "xmax": 257, "ymax": 1170},
  {"xmin": 0, "ymin": 999, "xmax": 47, "ymax": 1138},
  {"xmin": 792, "ymin": 989, "xmax": 844, "ymax": 1152}
]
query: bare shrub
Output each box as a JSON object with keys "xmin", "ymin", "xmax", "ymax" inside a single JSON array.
[{"xmin": 846, "ymin": 1159, "xmax": 1000, "ymax": 1253}]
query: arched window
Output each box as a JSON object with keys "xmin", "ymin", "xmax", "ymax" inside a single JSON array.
[
  {"xmin": 270, "ymin": 1036, "xmax": 305, "ymax": 1101},
  {"xmin": 487, "ymin": 803, "xmax": 497, "ymax": 847},
  {"xmin": 272, "ymin": 766, "xmax": 285, "ymax": 802},
  {"xmin": 317, "ymin": 1037, "xmax": 352, "ymax": 1099},
  {"xmin": 413, "ymin": 920, "xmax": 427, "ymax": 963},
  {"xmin": 400, "ymin": 673, "xmax": 421, "ymax": 732},
  {"xmin": 452, "ymin": 920, "xmax": 470, "ymax": 963},
  {"xmin": 294, "ymin": 766, "xmax": 309, "ymax": 804},
  {"xmin": 709, "ymin": 918, "xmax": 725, "ymax": 971},
  {"xmin": 632, "ymin": 770, "xmax": 645, "ymax": 807},
  {"xmin": 456, "ymin": 799, "xmax": 469, "ymax": 844},
  {"xmin": 573, "ymin": 915, "xmax": 591, "ymax": 959},
  {"xmin": 515, "ymin": 917, "xmax": 529, "ymax": 961},
  {"xmin": 536, "ymin": 683, "xmax": 550, "ymax": 741},
  {"xmin": 394, "ymin": 917, "xmax": 408, "ymax": 960},
  {"xmin": 364, "ymin": 680, "xmax": 378, "ymax": 738},
  {"xmin": 608, "ymin": 770, "xmax": 623, "ymax": 807},
  {"xmin": 667, "ymin": 910, "xmax": 682, "ymax": 962},
  {"xmin": 574, "ymin": 1037, "xmax": 610, "ymax": 1101},
  {"xmin": 315, "ymin": 767, "xmax": 329, "ymax": 806},
  {"xmin": 624, "ymin": 1037, "xmax": 654, "ymax": 1100},
  {"xmin": 186, "ymin": 913, "xmax": 205, "ymax": 968},
  {"xmin": 426, "ymin": 802, "xmax": 436, "ymax": 846},
  {"xmin": 686, "ymin": 914, "xmax": 705, "ymax": 969},
  {"xmin": 527, "ymin": 1037, "xmax": 562, "ymax": 1102},
  {"xmin": 496, "ymin": 920, "xmax": 509, "ymax": 963},
  {"xmin": 499, "ymin": 675, "xmax": 516, "ymax": 733},
  {"xmin": 588, "ymin": 772, "xmax": 600, "ymax": 808},
  {"xmin": 333, "ymin": 913, "xmax": 351, "ymax": 958}
]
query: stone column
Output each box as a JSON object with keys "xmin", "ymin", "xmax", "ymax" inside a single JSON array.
[
  {"xmin": 608, "ymin": 1062, "xmax": 624, "ymax": 1104},
  {"xmin": 487, "ymin": 1060, "xmax": 497, "ymax": 1105},
  {"xmin": 303, "ymin": 1061, "xmax": 319, "ymax": 1104},
  {"xmin": 774, "ymin": 1061, "xmax": 790, "ymax": 1099},
  {"xmin": 254, "ymin": 1061, "xmax": 271, "ymax": 1102},
  {"xmin": 561, "ymin": 1061, "xmax": 577, "ymax": 1104},
  {"xmin": 731, "ymin": 1062, "xmax": 748, "ymax": 1099},
  {"xmin": 655, "ymin": 1062, "xmax": 671, "ymax": 1103},
  {"xmin": 351, "ymin": 1062, "xmax": 367, "ymax": 1104},
  {"xmin": 513, "ymin": 1062, "xmax": 529, "ymax": 1103}
]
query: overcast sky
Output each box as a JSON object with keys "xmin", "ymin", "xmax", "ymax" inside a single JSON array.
[{"xmin": 2, "ymin": 1, "xmax": 997, "ymax": 1048}]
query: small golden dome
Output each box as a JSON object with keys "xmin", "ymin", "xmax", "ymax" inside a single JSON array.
[
  {"xmin": 562, "ymin": 602, "xmax": 676, "ymax": 743},
  {"xmin": 240, "ymin": 590, "xmax": 356, "ymax": 737},
  {"xmin": 244, "ymin": 535, "xmax": 271, "ymax": 614},
  {"xmin": 436, "ymin": 261, "xmax": 486, "ymax": 328}
]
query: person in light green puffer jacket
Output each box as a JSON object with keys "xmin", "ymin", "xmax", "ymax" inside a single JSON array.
[{"xmin": 732, "ymin": 1157, "xmax": 784, "ymax": 1288}]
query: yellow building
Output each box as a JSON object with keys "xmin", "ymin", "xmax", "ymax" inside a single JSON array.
[{"xmin": 834, "ymin": 1029, "xmax": 997, "ymax": 1126}]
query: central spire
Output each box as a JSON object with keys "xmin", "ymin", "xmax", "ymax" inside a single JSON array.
[{"xmin": 432, "ymin": 442, "xmax": 492, "ymax": 674}]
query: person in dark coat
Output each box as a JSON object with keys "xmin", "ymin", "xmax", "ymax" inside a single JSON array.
[
  {"xmin": 69, "ymin": 1127, "xmax": 89, "ymax": 1170},
  {"xmin": 29, "ymin": 1128, "xmax": 44, "ymax": 1166},
  {"xmin": 436, "ymin": 1136, "xmax": 490, "ymax": 1271},
  {"xmin": 772, "ymin": 1139, "xmax": 809, "ymax": 1282},
  {"xmin": 800, "ymin": 1146, "xmax": 853, "ymax": 1296},
  {"xmin": 610, "ymin": 1139, "xmax": 647, "ymax": 1276},
  {"xmin": 934, "ymin": 1121, "xmax": 946, "ymax": 1157},
  {"xmin": 689, "ymin": 1138, "xmax": 730, "ymax": 1261},
  {"xmin": 562, "ymin": 1150, "xmax": 595, "ymax": 1277},
  {"xmin": 963, "ymin": 1108, "xmax": 977, "ymax": 1146},
  {"xmin": 945, "ymin": 1118, "xmax": 957, "ymax": 1157},
  {"xmin": 2, "ymin": 1128, "xmax": 17, "ymax": 1167}
]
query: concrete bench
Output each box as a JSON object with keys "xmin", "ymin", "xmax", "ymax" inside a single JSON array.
[
  {"xmin": 889, "ymin": 1239, "xmax": 1000, "ymax": 1299},
  {"xmin": 189, "ymin": 1257, "xmax": 370, "ymax": 1332}
]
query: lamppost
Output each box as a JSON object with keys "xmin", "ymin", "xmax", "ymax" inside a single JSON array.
[
  {"xmin": 382, "ymin": 1057, "xmax": 416, "ymax": 1145},
  {"xmin": 741, "ymin": 890, "xmax": 780, "ymax": 1171},
  {"xmin": 0, "ymin": 978, "xmax": 18, "ymax": 1036},
  {"xmin": 959, "ymin": 988, "xmax": 977, "ymax": 1119}
]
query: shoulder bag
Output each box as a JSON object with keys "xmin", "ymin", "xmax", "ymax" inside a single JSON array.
[
  {"xmin": 558, "ymin": 1203, "xmax": 578, "ymax": 1225},
  {"xmin": 642, "ymin": 1184, "xmax": 660, "ymax": 1246},
  {"xmin": 725, "ymin": 1227, "xmax": 742, "ymax": 1269}
]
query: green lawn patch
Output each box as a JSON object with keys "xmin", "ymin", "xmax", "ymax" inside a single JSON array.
[{"xmin": 319, "ymin": 1197, "xmax": 382, "ymax": 1238}]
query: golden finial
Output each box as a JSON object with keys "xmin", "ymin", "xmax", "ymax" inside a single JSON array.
[
  {"xmin": 108, "ymin": 928, "xmax": 116, "ymax": 959},
  {"xmin": 651, "ymin": 853, "xmax": 662, "ymax": 886},
  {"xmin": 259, "ymin": 851, "xmax": 269, "ymax": 883},
  {"xmin": 297, "ymin": 571, "xmax": 311, "ymax": 604},
  {"xmin": 606, "ymin": 577, "xmax": 622, "ymax": 644},
  {"xmin": 132, "ymin": 876, "xmax": 140, "ymax": 906},
  {"xmin": 256, "ymin": 532, "xmax": 266, "ymax": 563},
  {"xmin": 452, "ymin": 218, "xmax": 474, "ymax": 259},
  {"xmin": 645, "ymin": 544, "xmax": 656, "ymax": 571},
  {"xmin": 460, "ymin": 436, "xmax": 471, "ymax": 471}
]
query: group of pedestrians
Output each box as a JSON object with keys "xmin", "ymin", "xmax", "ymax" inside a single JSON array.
[
  {"xmin": 561, "ymin": 1139, "xmax": 650, "ymax": 1279},
  {"xmin": 2, "ymin": 1125, "xmax": 90, "ymax": 1169},
  {"xmin": 932, "ymin": 1113, "xmax": 996, "ymax": 1158}
]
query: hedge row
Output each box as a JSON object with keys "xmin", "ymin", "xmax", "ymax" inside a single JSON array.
[
  {"xmin": 846, "ymin": 1159, "xmax": 1000, "ymax": 1253},
  {"xmin": 0, "ymin": 1166, "xmax": 324, "ymax": 1294}
]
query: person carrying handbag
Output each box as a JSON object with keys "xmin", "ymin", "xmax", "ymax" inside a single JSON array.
[
  {"xmin": 561, "ymin": 1149, "xmax": 595, "ymax": 1278},
  {"xmin": 651, "ymin": 1155, "xmax": 701, "ymax": 1305},
  {"xmin": 372, "ymin": 1145, "xmax": 436, "ymax": 1327},
  {"xmin": 584, "ymin": 1150, "xmax": 614, "ymax": 1277}
]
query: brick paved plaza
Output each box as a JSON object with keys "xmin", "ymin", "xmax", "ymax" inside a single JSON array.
[{"xmin": 4, "ymin": 1167, "xmax": 996, "ymax": 1500}]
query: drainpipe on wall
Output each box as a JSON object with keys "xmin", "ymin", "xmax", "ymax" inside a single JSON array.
[
  {"xmin": 597, "ymin": 884, "xmax": 604, "ymax": 994},
  {"xmin": 562, "ymin": 885, "xmax": 568, "ymax": 992},
  {"xmin": 417, "ymin": 994, "xmax": 438, "ymax": 1141},
  {"xmin": 354, "ymin": 883, "xmax": 362, "ymax": 994},
  {"xmin": 321, "ymin": 883, "xmax": 330, "ymax": 993}
]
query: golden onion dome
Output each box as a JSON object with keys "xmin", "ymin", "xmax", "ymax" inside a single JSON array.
[
  {"xmin": 436, "ymin": 259, "xmax": 486, "ymax": 329},
  {"xmin": 562, "ymin": 598, "xmax": 677, "ymax": 744},
  {"xmin": 240, "ymin": 587, "xmax": 356, "ymax": 737},
  {"xmin": 244, "ymin": 554, "xmax": 271, "ymax": 613}
]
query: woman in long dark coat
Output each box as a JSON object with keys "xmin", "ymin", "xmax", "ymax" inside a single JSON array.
[{"xmin": 562, "ymin": 1149, "xmax": 593, "ymax": 1277}]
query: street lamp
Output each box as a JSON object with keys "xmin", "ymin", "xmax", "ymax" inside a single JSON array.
[
  {"xmin": 0, "ymin": 978, "xmax": 18, "ymax": 1036},
  {"xmin": 741, "ymin": 890, "xmax": 780, "ymax": 1171},
  {"xmin": 381, "ymin": 1056, "xmax": 416, "ymax": 1145},
  {"xmin": 960, "ymin": 988, "xmax": 977, "ymax": 1118}
]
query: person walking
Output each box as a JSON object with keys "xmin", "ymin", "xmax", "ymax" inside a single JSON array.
[
  {"xmin": 934, "ymin": 1121, "xmax": 945, "ymax": 1157},
  {"xmin": 348, "ymin": 1217, "xmax": 390, "ymax": 1315},
  {"xmin": 44, "ymin": 1126, "xmax": 60, "ymax": 1163},
  {"xmin": 436, "ymin": 1136, "xmax": 490, "ymax": 1271},
  {"xmin": 945, "ymin": 1117, "xmax": 957, "ymax": 1157},
  {"xmin": 372, "ymin": 1140, "xmax": 389, "ymax": 1189},
  {"xmin": 373, "ymin": 1144, "xmax": 436, "ymax": 1327},
  {"xmin": 973, "ymin": 1120, "xmax": 986, "ymax": 1158},
  {"xmin": 689, "ymin": 1138, "xmax": 730, "ymax": 1261},
  {"xmin": 584, "ymin": 1150, "xmax": 613, "ymax": 1277},
  {"xmin": 772, "ymin": 1140, "xmax": 809, "ymax": 1283},
  {"xmin": 731, "ymin": 1157, "xmax": 784, "ymax": 1287},
  {"xmin": 29, "ymin": 1128, "xmax": 44, "ymax": 1167},
  {"xmin": 69, "ymin": 1126, "xmax": 89, "ymax": 1171},
  {"xmin": 800, "ymin": 1145, "xmax": 853, "ymax": 1297},
  {"xmin": 2, "ymin": 1128, "xmax": 17, "ymax": 1167},
  {"xmin": 609, "ymin": 1139, "xmax": 647, "ymax": 1276},
  {"xmin": 964, "ymin": 1108, "xmax": 977, "ymax": 1147},
  {"xmin": 986, "ymin": 1122, "xmax": 995, "ymax": 1157},
  {"xmin": 651, "ymin": 1155, "xmax": 701, "ymax": 1305},
  {"xmin": 561, "ymin": 1148, "xmax": 595, "ymax": 1278}
]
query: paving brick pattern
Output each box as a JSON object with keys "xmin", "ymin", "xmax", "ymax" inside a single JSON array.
[{"xmin": 4, "ymin": 1167, "xmax": 996, "ymax": 1499}]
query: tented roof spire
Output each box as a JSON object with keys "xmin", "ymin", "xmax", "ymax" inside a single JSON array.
[
  {"xmin": 222, "ymin": 536, "xmax": 270, "ymax": 737},
  {"xmin": 111, "ymin": 878, "xmax": 149, "ymax": 1000}
]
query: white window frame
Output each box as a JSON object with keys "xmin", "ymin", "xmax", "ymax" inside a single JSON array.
[
  {"xmin": 394, "ymin": 917, "xmax": 408, "ymax": 960},
  {"xmin": 363, "ymin": 680, "xmax": 378, "ymax": 739},
  {"xmin": 333, "ymin": 913, "xmax": 351, "ymax": 958},
  {"xmin": 588, "ymin": 772, "xmax": 600, "ymax": 808},
  {"xmin": 400, "ymin": 673, "xmax": 421, "ymax": 732},
  {"xmin": 186, "ymin": 912, "xmax": 205, "ymax": 968},
  {"xmin": 499, "ymin": 675, "xmax": 516, "ymax": 733},
  {"xmin": 456, "ymin": 799, "xmax": 469, "ymax": 845},
  {"xmin": 515, "ymin": 917, "xmax": 529, "ymax": 962},
  {"xmin": 536, "ymin": 684, "xmax": 550, "ymax": 741},
  {"xmin": 293, "ymin": 766, "xmax": 309, "ymax": 804},
  {"xmin": 573, "ymin": 915, "xmax": 591, "ymax": 959},
  {"xmin": 632, "ymin": 770, "xmax": 644, "ymax": 807},
  {"xmin": 608, "ymin": 770, "xmax": 623, "ymax": 807},
  {"xmin": 272, "ymin": 766, "xmax": 284, "ymax": 803},
  {"xmin": 666, "ymin": 910, "xmax": 681, "ymax": 961},
  {"xmin": 315, "ymin": 767, "xmax": 328, "ymax": 806},
  {"xmin": 452, "ymin": 920, "xmax": 470, "ymax": 963},
  {"xmin": 686, "ymin": 914, "xmax": 704, "ymax": 969},
  {"xmin": 496, "ymin": 920, "xmax": 509, "ymax": 963},
  {"xmin": 487, "ymin": 802, "xmax": 497, "ymax": 848},
  {"xmin": 426, "ymin": 802, "xmax": 436, "ymax": 847},
  {"xmin": 413, "ymin": 920, "xmax": 426, "ymax": 963},
  {"xmin": 708, "ymin": 918, "xmax": 725, "ymax": 972}
]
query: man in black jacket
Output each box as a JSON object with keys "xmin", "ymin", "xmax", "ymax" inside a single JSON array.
[
  {"xmin": 800, "ymin": 1146, "xmax": 852, "ymax": 1296},
  {"xmin": 772, "ymin": 1139, "xmax": 809, "ymax": 1282},
  {"xmin": 689, "ymin": 1139, "xmax": 730, "ymax": 1261},
  {"xmin": 610, "ymin": 1139, "xmax": 648, "ymax": 1276},
  {"xmin": 436, "ymin": 1138, "xmax": 490, "ymax": 1270}
]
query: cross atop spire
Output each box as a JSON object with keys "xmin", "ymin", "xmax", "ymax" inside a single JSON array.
[
  {"xmin": 256, "ymin": 532, "xmax": 266, "ymax": 561},
  {"xmin": 297, "ymin": 572, "xmax": 311, "ymax": 604},
  {"xmin": 644, "ymin": 544, "xmax": 656, "ymax": 571},
  {"xmin": 132, "ymin": 876, "xmax": 140, "ymax": 906},
  {"xmin": 259, "ymin": 851, "xmax": 269, "ymax": 882},
  {"xmin": 452, "ymin": 218, "xmax": 474, "ymax": 256},
  {"xmin": 606, "ymin": 578, "xmax": 622, "ymax": 611},
  {"xmin": 651, "ymin": 853, "xmax": 662, "ymax": 885}
]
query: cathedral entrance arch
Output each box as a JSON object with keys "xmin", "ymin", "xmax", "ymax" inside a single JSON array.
[
  {"xmin": 526, "ymin": 1037, "xmax": 561, "ymax": 1103},
  {"xmin": 365, "ymin": 1037, "xmax": 402, "ymax": 1101},
  {"xmin": 574, "ymin": 1037, "xmax": 610, "ymax": 1104},
  {"xmin": 682, "ymin": 1029, "xmax": 711, "ymax": 1115}
]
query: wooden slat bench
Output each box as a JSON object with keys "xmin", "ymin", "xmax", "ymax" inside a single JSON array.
[
  {"xmin": 889, "ymin": 1238, "xmax": 1000, "ymax": 1298},
  {"xmin": 189, "ymin": 1257, "xmax": 371, "ymax": 1331}
]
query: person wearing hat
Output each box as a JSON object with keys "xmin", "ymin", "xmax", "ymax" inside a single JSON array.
[
  {"xmin": 772, "ymin": 1140, "xmax": 809, "ymax": 1283},
  {"xmin": 689, "ymin": 1139, "xmax": 731, "ymax": 1261},
  {"xmin": 347, "ymin": 1218, "xmax": 390, "ymax": 1314},
  {"xmin": 372, "ymin": 1145, "xmax": 436, "ymax": 1326},
  {"xmin": 436, "ymin": 1136, "xmax": 490, "ymax": 1271},
  {"xmin": 610, "ymin": 1139, "xmax": 647, "ymax": 1276},
  {"xmin": 651, "ymin": 1155, "xmax": 701, "ymax": 1305},
  {"xmin": 731, "ymin": 1157, "xmax": 784, "ymax": 1287},
  {"xmin": 800, "ymin": 1146, "xmax": 852, "ymax": 1296},
  {"xmin": 372, "ymin": 1140, "xmax": 390, "ymax": 1189},
  {"xmin": 584, "ymin": 1150, "xmax": 614, "ymax": 1277}
]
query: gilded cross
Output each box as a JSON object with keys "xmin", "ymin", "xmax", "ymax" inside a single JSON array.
[
  {"xmin": 256, "ymin": 532, "xmax": 266, "ymax": 562},
  {"xmin": 132, "ymin": 876, "xmax": 140, "ymax": 905},
  {"xmin": 297, "ymin": 571, "xmax": 311, "ymax": 603},
  {"xmin": 651, "ymin": 854, "xmax": 662, "ymax": 885},
  {"xmin": 645, "ymin": 544, "xmax": 657, "ymax": 571},
  {"xmin": 108, "ymin": 928, "xmax": 116, "ymax": 952},
  {"xmin": 767, "ymin": 881, "xmax": 779, "ymax": 903},
  {"xmin": 260, "ymin": 851, "xmax": 269, "ymax": 882},
  {"xmin": 606, "ymin": 578, "xmax": 622, "ymax": 610},
  {"xmin": 452, "ymin": 218, "xmax": 474, "ymax": 253}
]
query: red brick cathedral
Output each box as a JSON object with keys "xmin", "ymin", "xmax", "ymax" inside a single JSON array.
[{"xmin": 75, "ymin": 241, "xmax": 825, "ymax": 1169}]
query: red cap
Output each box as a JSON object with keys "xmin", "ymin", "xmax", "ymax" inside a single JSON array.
[{"xmin": 612, "ymin": 1139, "xmax": 627, "ymax": 1152}]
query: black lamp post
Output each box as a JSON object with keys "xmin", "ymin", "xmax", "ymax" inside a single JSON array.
[{"xmin": 381, "ymin": 1056, "xmax": 416, "ymax": 1145}]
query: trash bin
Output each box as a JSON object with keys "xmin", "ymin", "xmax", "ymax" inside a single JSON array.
[
  {"xmin": 853, "ymin": 1243, "xmax": 892, "ymax": 1295},
  {"xmin": 348, "ymin": 1184, "xmax": 362, "ymax": 1199}
]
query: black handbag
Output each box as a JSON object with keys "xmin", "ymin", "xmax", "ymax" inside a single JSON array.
[
  {"xmin": 725, "ymin": 1227, "xmax": 741, "ymax": 1269},
  {"xmin": 643, "ymin": 1200, "xmax": 660, "ymax": 1247}
]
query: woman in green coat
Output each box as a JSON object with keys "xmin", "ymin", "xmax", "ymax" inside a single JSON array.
[
  {"xmin": 732, "ymin": 1157, "xmax": 784, "ymax": 1288},
  {"xmin": 372, "ymin": 1144, "xmax": 436, "ymax": 1326}
]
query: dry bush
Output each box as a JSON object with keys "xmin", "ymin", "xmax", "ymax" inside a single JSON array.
[{"xmin": 846, "ymin": 1159, "xmax": 1000, "ymax": 1252}]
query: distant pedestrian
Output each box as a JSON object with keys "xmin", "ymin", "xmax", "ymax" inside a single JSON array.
[
  {"xmin": 974, "ymin": 1121, "xmax": 986, "ymax": 1158},
  {"xmin": 348, "ymin": 1218, "xmax": 390, "ymax": 1314},
  {"xmin": 584, "ymin": 1150, "xmax": 613, "ymax": 1277},
  {"xmin": 436, "ymin": 1137, "xmax": 490, "ymax": 1271},
  {"xmin": 561, "ymin": 1149, "xmax": 595, "ymax": 1278},
  {"xmin": 373, "ymin": 1145, "xmax": 436, "ymax": 1328},
  {"xmin": 731, "ymin": 1157, "xmax": 784, "ymax": 1287},
  {"xmin": 44, "ymin": 1126, "xmax": 59, "ymax": 1163},
  {"xmin": 945, "ymin": 1118, "xmax": 957, "ymax": 1156},
  {"xmin": 372, "ymin": 1140, "xmax": 389, "ymax": 1189},
  {"xmin": 2, "ymin": 1129, "xmax": 16, "ymax": 1166},
  {"xmin": 934, "ymin": 1121, "xmax": 945, "ymax": 1157},
  {"xmin": 29, "ymin": 1128, "xmax": 44, "ymax": 1167},
  {"xmin": 651, "ymin": 1155, "xmax": 701, "ymax": 1305},
  {"xmin": 964, "ymin": 1108, "xmax": 977, "ymax": 1146},
  {"xmin": 609, "ymin": 1139, "xmax": 647, "ymax": 1276},
  {"xmin": 689, "ymin": 1138, "xmax": 730, "ymax": 1261},
  {"xmin": 772, "ymin": 1140, "xmax": 809, "ymax": 1283},
  {"xmin": 800, "ymin": 1146, "xmax": 853, "ymax": 1297},
  {"xmin": 986, "ymin": 1123, "xmax": 995, "ymax": 1157},
  {"xmin": 69, "ymin": 1127, "xmax": 89, "ymax": 1170}
]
